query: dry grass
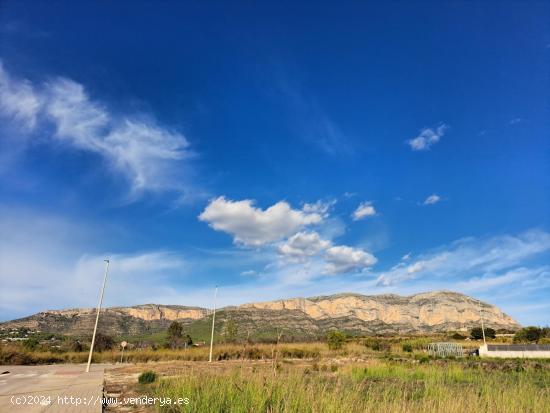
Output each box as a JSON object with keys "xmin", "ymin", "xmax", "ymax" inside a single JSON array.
[
  {"xmin": 1, "ymin": 342, "xmax": 326, "ymax": 364},
  {"xmin": 0, "ymin": 339, "xmax": 521, "ymax": 366}
]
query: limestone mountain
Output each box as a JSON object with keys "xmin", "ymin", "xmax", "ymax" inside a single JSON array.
[{"xmin": 0, "ymin": 291, "xmax": 520, "ymax": 339}]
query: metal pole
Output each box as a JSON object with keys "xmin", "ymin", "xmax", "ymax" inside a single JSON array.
[
  {"xmin": 478, "ymin": 300, "xmax": 486, "ymax": 346},
  {"xmin": 86, "ymin": 259, "xmax": 110, "ymax": 373},
  {"xmin": 209, "ymin": 286, "xmax": 218, "ymax": 363}
]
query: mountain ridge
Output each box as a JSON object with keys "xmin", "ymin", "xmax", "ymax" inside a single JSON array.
[{"xmin": 0, "ymin": 291, "xmax": 521, "ymax": 338}]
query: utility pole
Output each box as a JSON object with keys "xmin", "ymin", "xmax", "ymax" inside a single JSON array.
[
  {"xmin": 478, "ymin": 300, "xmax": 487, "ymax": 346},
  {"xmin": 209, "ymin": 286, "xmax": 218, "ymax": 363},
  {"xmin": 86, "ymin": 259, "xmax": 110, "ymax": 373}
]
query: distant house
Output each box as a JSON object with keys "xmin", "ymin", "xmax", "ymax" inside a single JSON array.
[{"xmin": 479, "ymin": 344, "xmax": 550, "ymax": 358}]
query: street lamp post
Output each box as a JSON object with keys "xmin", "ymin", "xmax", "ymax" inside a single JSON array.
[
  {"xmin": 86, "ymin": 259, "xmax": 110, "ymax": 373},
  {"xmin": 209, "ymin": 286, "xmax": 218, "ymax": 363},
  {"xmin": 478, "ymin": 300, "xmax": 487, "ymax": 346}
]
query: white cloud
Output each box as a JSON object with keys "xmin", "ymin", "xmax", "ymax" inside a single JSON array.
[
  {"xmin": 0, "ymin": 61, "xmax": 193, "ymax": 196},
  {"xmin": 198, "ymin": 197, "xmax": 323, "ymax": 246},
  {"xmin": 45, "ymin": 78, "xmax": 109, "ymax": 147},
  {"xmin": 240, "ymin": 270, "xmax": 257, "ymax": 277},
  {"xmin": 401, "ymin": 253, "xmax": 412, "ymax": 261},
  {"xmin": 278, "ymin": 231, "xmax": 331, "ymax": 261},
  {"xmin": 352, "ymin": 201, "xmax": 377, "ymax": 220},
  {"xmin": 408, "ymin": 124, "xmax": 447, "ymax": 151},
  {"xmin": 423, "ymin": 194, "xmax": 441, "ymax": 205},
  {"xmin": 302, "ymin": 199, "xmax": 336, "ymax": 217},
  {"xmin": 323, "ymin": 245, "xmax": 377, "ymax": 275},
  {"xmin": 376, "ymin": 230, "xmax": 550, "ymax": 286},
  {"xmin": 0, "ymin": 62, "xmax": 41, "ymax": 128},
  {"xmin": 456, "ymin": 266, "xmax": 550, "ymax": 293}
]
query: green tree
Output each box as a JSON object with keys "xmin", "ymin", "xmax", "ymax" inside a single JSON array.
[
  {"xmin": 326, "ymin": 331, "xmax": 346, "ymax": 350},
  {"xmin": 470, "ymin": 327, "xmax": 495, "ymax": 340},
  {"xmin": 167, "ymin": 321, "xmax": 183, "ymax": 348},
  {"xmin": 514, "ymin": 327, "xmax": 542, "ymax": 343}
]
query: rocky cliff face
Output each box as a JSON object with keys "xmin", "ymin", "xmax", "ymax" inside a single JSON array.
[
  {"xmin": 239, "ymin": 291, "xmax": 519, "ymax": 332},
  {"xmin": 0, "ymin": 291, "xmax": 520, "ymax": 337}
]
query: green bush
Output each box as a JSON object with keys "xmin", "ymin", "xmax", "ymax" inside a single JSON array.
[
  {"xmin": 402, "ymin": 343, "xmax": 413, "ymax": 353},
  {"xmin": 470, "ymin": 327, "xmax": 496, "ymax": 340},
  {"xmin": 138, "ymin": 370, "xmax": 157, "ymax": 384},
  {"xmin": 22, "ymin": 338, "xmax": 39, "ymax": 351},
  {"xmin": 514, "ymin": 327, "xmax": 543, "ymax": 343},
  {"xmin": 326, "ymin": 331, "xmax": 346, "ymax": 350},
  {"xmin": 419, "ymin": 356, "xmax": 430, "ymax": 364},
  {"xmin": 451, "ymin": 332, "xmax": 466, "ymax": 340}
]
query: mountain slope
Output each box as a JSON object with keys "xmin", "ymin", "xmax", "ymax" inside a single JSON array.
[{"xmin": 0, "ymin": 291, "xmax": 520, "ymax": 338}]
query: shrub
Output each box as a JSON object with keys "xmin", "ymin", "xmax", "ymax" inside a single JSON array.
[
  {"xmin": 22, "ymin": 338, "xmax": 39, "ymax": 351},
  {"xmin": 451, "ymin": 332, "xmax": 466, "ymax": 340},
  {"xmin": 364, "ymin": 338, "xmax": 390, "ymax": 352},
  {"xmin": 66, "ymin": 340, "xmax": 83, "ymax": 352},
  {"xmin": 326, "ymin": 331, "xmax": 346, "ymax": 350},
  {"xmin": 402, "ymin": 343, "xmax": 413, "ymax": 353},
  {"xmin": 138, "ymin": 371, "xmax": 157, "ymax": 384},
  {"xmin": 93, "ymin": 333, "xmax": 114, "ymax": 352},
  {"xmin": 514, "ymin": 327, "xmax": 543, "ymax": 343},
  {"xmin": 419, "ymin": 356, "xmax": 430, "ymax": 364},
  {"xmin": 470, "ymin": 327, "xmax": 496, "ymax": 340}
]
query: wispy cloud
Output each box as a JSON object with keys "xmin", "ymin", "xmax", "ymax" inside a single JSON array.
[
  {"xmin": 376, "ymin": 230, "xmax": 550, "ymax": 286},
  {"xmin": 0, "ymin": 63, "xmax": 41, "ymax": 128},
  {"xmin": 423, "ymin": 194, "xmax": 441, "ymax": 205},
  {"xmin": 0, "ymin": 61, "xmax": 196, "ymax": 198},
  {"xmin": 0, "ymin": 207, "xmax": 190, "ymax": 318},
  {"xmin": 408, "ymin": 123, "xmax": 448, "ymax": 151},
  {"xmin": 455, "ymin": 266, "xmax": 550, "ymax": 293}
]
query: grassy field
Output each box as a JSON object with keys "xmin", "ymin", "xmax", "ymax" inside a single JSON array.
[
  {"xmin": 136, "ymin": 358, "xmax": 549, "ymax": 413},
  {"xmin": 4, "ymin": 339, "xmax": 549, "ymax": 412}
]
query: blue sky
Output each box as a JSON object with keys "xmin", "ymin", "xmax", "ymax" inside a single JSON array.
[{"xmin": 0, "ymin": 1, "xmax": 548, "ymax": 325}]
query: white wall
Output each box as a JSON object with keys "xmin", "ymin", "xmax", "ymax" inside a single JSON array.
[{"xmin": 479, "ymin": 344, "xmax": 550, "ymax": 358}]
